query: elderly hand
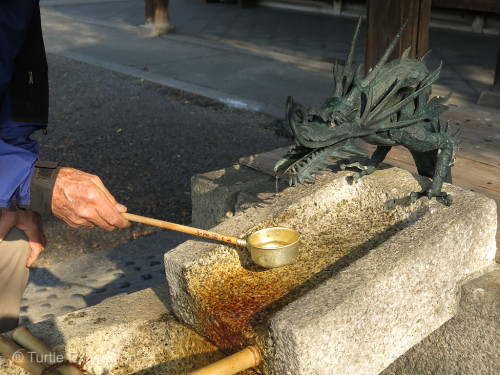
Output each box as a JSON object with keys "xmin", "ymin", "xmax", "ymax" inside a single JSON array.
[
  {"xmin": 0, "ymin": 210, "xmax": 46, "ymax": 267},
  {"xmin": 52, "ymin": 167, "xmax": 129, "ymax": 230}
]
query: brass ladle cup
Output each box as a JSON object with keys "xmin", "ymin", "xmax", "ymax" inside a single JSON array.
[{"xmin": 122, "ymin": 213, "xmax": 299, "ymax": 268}]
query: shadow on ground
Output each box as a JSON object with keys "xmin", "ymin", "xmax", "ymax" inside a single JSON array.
[{"xmin": 34, "ymin": 54, "xmax": 290, "ymax": 266}]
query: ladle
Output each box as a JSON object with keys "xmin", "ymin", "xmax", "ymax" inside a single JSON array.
[{"xmin": 122, "ymin": 213, "xmax": 299, "ymax": 268}]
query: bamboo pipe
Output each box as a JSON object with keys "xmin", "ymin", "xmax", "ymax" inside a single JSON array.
[
  {"xmin": 188, "ymin": 346, "xmax": 261, "ymax": 375},
  {"xmin": 123, "ymin": 212, "xmax": 247, "ymax": 247},
  {"xmin": 12, "ymin": 327, "xmax": 83, "ymax": 375},
  {"xmin": 0, "ymin": 335, "xmax": 57, "ymax": 375}
]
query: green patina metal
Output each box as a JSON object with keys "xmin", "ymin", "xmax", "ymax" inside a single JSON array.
[{"xmin": 273, "ymin": 16, "xmax": 461, "ymax": 205}]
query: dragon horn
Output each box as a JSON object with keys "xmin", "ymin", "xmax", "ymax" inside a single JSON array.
[
  {"xmin": 333, "ymin": 61, "xmax": 343, "ymax": 96},
  {"xmin": 420, "ymin": 61, "xmax": 442, "ymax": 88},
  {"xmin": 343, "ymin": 16, "xmax": 363, "ymax": 81},
  {"xmin": 335, "ymin": 14, "xmax": 363, "ymax": 97},
  {"xmin": 360, "ymin": 86, "xmax": 374, "ymax": 122},
  {"xmin": 420, "ymin": 50, "xmax": 432, "ymax": 64},
  {"xmin": 360, "ymin": 19, "xmax": 409, "ymax": 89},
  {"xmin": 401, "ymin": 46, "xmax": 412, "ymax": 59},
  {"xmin": 368, "ymin": 79, "xmax": 436, "ymax": 125}
]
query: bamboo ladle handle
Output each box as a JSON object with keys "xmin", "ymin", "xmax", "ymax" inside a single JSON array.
[{"xmin": 122, "ymin": 213, "xmax": 247, "ymax": 247}]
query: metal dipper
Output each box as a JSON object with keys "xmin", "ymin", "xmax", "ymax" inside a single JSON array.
[{"xmin": 122, "ymin": 213, "xmax": 299, "ymax": 268}]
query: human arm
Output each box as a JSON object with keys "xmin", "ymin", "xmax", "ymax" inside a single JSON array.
[
  {"xmin": 51, "ymin": 167, "xmax": 129, "ymax": 230},
  {"xmin": 0, "ymin": 163, "xmax": 130, "ymax": 267}
]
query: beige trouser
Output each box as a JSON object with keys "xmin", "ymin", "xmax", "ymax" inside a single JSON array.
[{"xmin": 0, "ymin": 227, "xmax": 30, "ymax": 333}]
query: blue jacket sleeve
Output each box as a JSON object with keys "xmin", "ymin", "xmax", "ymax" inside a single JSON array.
[
  {"xmin": 0, "ymin": 0, "xmax": 49, "ymax": 210},
  {"xmin": 0, "ymin": 138, "xmax": 37, "ymax": 208},
  {"xmin": 0, "ymin": 122, "xmax": 39, "ymax": 208}
]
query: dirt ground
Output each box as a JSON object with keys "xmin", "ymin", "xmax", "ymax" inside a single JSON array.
[{"xmin": 33, "ymin": 54, "xmax": 290, "ymax": 267}]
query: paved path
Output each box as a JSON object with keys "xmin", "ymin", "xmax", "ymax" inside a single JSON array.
[
  {"xmin": 40, "ymin": 0, "xmax": 499, "ymax": 113},
  {"xmin": 21, "ymin": 231, "xmax": 189, "ymax": 325},
  {"xmin": 20, "ymin": 0, "xmax": 499, "ymax": 325}
]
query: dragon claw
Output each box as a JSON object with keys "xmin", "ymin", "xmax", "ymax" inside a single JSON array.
[
  {"xmin": 410, "ymin": 191, "xmax": 424, "ymax": 203},
  {"xmin": 341, "ymin": 162, "xmax": 363, "ymax": 170},
  {"xmin": 340, "ymin": 162, "xmax": 376, "ymax": 182},
  {"xmin": 410, "ymin": 190, "xmax": 452, "ymax": 206}
]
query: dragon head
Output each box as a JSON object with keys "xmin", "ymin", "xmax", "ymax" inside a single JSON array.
[
  {"xmin": 273, "ymin": 96, "xmax": 364, "ymax": 184},
  {"xmin": 286, "ymin": 96, "xmax": 359, "ymax": 149}
]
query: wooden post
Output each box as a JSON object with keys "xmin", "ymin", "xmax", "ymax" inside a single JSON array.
[
  {"xmin": 333, "ymin": 0, "xmax": 343, "ymax": 15},
  {"xmin": 477, "ymin": 32, "xmax": 500, "ymax": 106},
  {"xmin": 365, "ymin": 0, "xmax": 431, "ymax": 73},
  {"xmin": 145, "ymin": 0, "xmax": 154, "ymax": 23},
  {"xmin": 144, "ymin": 0, "xmax": 174, "ymax": 36}
]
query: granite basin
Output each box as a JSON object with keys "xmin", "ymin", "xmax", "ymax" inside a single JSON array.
[{"xmin": 165, "ymin": 167, "xmax": 497, "ymax": 375}]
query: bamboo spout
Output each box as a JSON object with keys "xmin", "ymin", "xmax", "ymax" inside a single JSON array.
[
  {"xmin": 12, "ymin": 326, "xmax": 83, "ymax": 375},
  {"xmin": 189, "ymin": 346, "xmax": 261, "ymax": 375},
  {"xmin": 0, "ymin": 335, "xmax": 57, "ymax": 375}
]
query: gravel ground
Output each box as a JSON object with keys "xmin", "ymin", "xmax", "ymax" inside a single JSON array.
[{"xmin": 33, "ymin": 54, "xmax": 289, "ymax": 267}]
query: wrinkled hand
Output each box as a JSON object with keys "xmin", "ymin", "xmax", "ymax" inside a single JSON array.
[
  {"xmin": 52, "ymin": 167, "xmax": 129, "ymax": 230},
  {"xmin": 0, "ymin": 210, "xmax": 46, "ymax": 267}
]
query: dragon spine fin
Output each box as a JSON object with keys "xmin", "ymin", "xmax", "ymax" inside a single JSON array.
[
  {"xmin": 361, "ymin": 19, "xmax": 409, "ymax": 89},
  {"xmin": 401, "ymin": 46, "xmax": 412, "ymax": 59}
]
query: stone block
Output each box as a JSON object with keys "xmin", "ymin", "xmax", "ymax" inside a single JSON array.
[
  {"xmin": 477, "ymin": 90, "xmax": 500, "ymax": 108},
  {"xmin": 191, "ymin": 164, "xmax": 279, "ymax": 229},
  {"xmin": 165, "ymin": 167, "xmax": 497, "ymax": 375},
  {"xmin": 0, "ymin": 286, "xmax": 225, "ymax": 374},
  {"xmin": 382, "ymin": 265, "xmax": 500, "ymax": 375}
]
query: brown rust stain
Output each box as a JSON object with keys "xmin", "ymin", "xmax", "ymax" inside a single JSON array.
[{"xmin": 186, "ymin": 203, "xmax": 413, "ymax": 354}]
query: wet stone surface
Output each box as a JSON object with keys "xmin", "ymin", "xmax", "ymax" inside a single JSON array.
[
  {"xmin": 186, "ymin": 191, "xmax": 427, "ymax": 354},
  {"xmin": 167, "ymin": 167, "xmax": 497, "ymax": 375}
]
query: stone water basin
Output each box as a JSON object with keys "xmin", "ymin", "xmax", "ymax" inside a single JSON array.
[
  {"xmin": 165, "ymin": 167, "xmax": 497, "ymax": 375},
  {"xmin": 1, "ymin": 168, "xmax": 494, "ymax": 375},
  {"xmin": 182, "ymin": 188, "xmax": 424, "ymax": 351}
]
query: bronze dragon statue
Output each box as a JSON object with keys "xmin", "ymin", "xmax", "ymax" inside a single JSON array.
[{"xmin": 274, "ymin": 16, "xmax": 461, "ymax": 205}]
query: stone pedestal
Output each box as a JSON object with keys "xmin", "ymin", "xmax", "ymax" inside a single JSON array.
[
  {"xmin": 0, "ymin": 167, "xmax": 496, "ymax": 374},
  {"xmin": 382, "ymin": 265, "xmax": 500, "ymax": 375},
  {"xmin": 166, "ymin": 167, "xmax": 497, "ymax": 375}
]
